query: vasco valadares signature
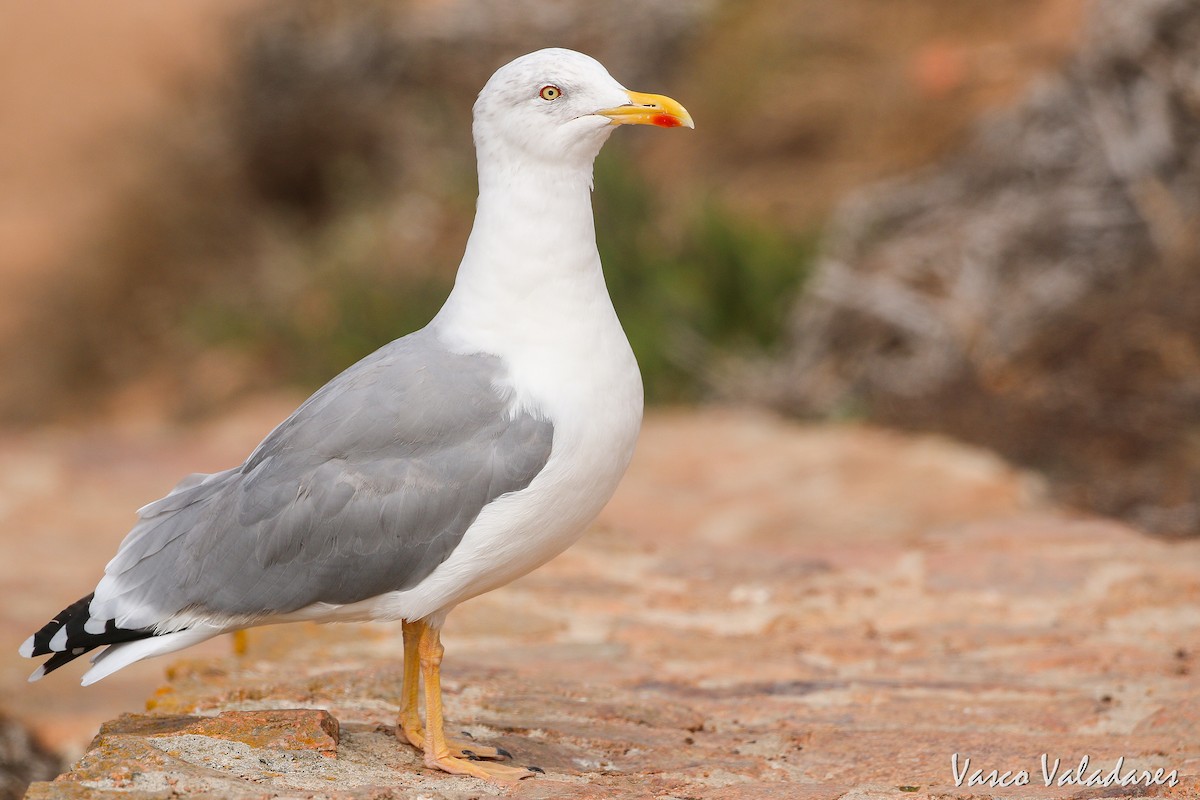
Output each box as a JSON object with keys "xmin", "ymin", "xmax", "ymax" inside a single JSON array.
[{"xmin": 951, "ymin": 753, "xmax": 1179, "ymax": 789}]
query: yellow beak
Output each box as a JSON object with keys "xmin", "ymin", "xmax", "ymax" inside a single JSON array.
[{"xmin": 596, "ymin": 90, "xmax": 694, "ymax": 129}]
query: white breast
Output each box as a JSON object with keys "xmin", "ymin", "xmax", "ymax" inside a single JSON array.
[{"xmin": 370, "ymin": 279, "xmax": 642, "ymax": 623}]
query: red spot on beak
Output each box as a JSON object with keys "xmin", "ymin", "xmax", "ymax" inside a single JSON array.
[{"xmin": 652, "ymin": 114, "xmax": 683, "ymax": 128}]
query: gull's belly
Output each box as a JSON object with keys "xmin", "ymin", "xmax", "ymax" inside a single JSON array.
[
  {"xmin": 463, "ymin": 415, "xmax": 640, "ymax": 590},
  {"xmin": 399, "ymin": 386, "xmax": 642, "ymax": 619}
]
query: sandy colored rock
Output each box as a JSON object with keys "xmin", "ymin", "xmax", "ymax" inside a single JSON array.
[
  {"xmin": 95, "ymin": 709, "xmax": 339, "ymax": 757},
  {"xmin": 6, "ymin": 406, "xmax": 1199, "ymax": 798}
]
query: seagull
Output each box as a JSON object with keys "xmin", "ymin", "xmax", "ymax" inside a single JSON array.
[{"xmin": 19, "ymin": 48, "xmax": 691, "ymax": 781}]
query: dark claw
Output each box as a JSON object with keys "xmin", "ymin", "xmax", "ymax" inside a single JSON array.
[
  {"xmin": 463, "ymin": 750, "xmax": 481, "ymax": 761},
  {"xmin": 496, "ymin": 746, "xmax": 513, "ymax": 760},
  {"xmin": 528, "ymin": 765, "xmax": 545, "ymax": 774},
  {"xmin": 459, "ymin": 730, "xmax": 476, "ymax": 740}
]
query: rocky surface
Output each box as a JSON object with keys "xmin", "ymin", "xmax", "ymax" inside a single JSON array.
[{"xmin": 5, "ymin": 404, "xmax": 1198, "ymax": 798}]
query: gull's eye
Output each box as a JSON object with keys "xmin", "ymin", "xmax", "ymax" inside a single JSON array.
[{"xmin": 539, "ymin": 85, "xmax": 562, "ymax": 101}]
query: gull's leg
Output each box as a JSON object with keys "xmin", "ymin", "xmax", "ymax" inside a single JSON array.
[
  {"xmin": 399, "ymin": 620, "xmax": 425, "ymax": 749},
  {"xmin": 417, "ymin": 620, "xmax": 539, "ymax": 781},
  {"xmin": 398, "ymin": 619, "xmax": 510, "ymax": 761}
]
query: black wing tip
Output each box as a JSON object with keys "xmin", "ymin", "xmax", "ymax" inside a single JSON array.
[
  {"xmin": 23, "ymin": 592, "xmax": 153, "ymax": 678},
  {"xmin": 26, "ymin": 593, "xmax": 96, "ymax": 657}
]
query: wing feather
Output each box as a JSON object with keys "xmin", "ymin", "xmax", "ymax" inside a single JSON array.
[{"xmin": 90, "ymin": 329, "xmax": 553, "ymax": 630}]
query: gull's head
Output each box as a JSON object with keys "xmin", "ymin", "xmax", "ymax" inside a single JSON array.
[{"xmin": 473, "ymin": 48, "xmax": 693, "ymax": 174}]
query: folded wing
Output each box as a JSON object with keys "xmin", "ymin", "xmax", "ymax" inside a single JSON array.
[{"xmin": 86, "ymin": 328, "xmax": 554, "ymax": 633}]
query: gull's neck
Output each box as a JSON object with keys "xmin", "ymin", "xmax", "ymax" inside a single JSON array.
[
  {"xmin": 431, "ymin": 145, "xmax": 642, "ymax": 461},
  {"xmin": 432, "ymin": 156, "xmax": 615, "ymax": 350}
]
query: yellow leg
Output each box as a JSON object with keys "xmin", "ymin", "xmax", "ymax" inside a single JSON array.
[
  {"xmin": 231, "ymin": 629, "xmax": 249, "ymax": 656},
  {"xmin": 399, "ymin": 621, "xmax": 424, "ymax": 748},
  {"xmin": 416, "ymin": 621, "xmax": 538, "ymax": 781},
  {"xmin": 398, "ymin": 620, "xmax": 510, "ymax": 762}
]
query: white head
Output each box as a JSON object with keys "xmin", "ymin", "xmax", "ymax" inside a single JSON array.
[{"xmin": 472, "ymin": 48, "xmax": 693, "ymax": 179}]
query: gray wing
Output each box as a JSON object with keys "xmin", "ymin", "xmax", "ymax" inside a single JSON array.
[{"xmin": 92, "ymin": 328, "xmax": 553, "ymax": 629}]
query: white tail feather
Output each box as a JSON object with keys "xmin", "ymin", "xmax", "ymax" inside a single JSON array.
[{"xmin": 80, "ymin": 628, "xmax": 222, "ymax": 686}]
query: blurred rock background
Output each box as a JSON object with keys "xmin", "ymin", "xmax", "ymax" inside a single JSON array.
[
  {"xmin": 4, "ymin": 0, "xmax": 1200, "ymax": 795},
  {"xmin": 764, "ymin": 0, "xmax": 1200, "ymax": 537},
  {"xmin": 0, "ymin": 0, "xmax": 1087, "ymax": 418}
]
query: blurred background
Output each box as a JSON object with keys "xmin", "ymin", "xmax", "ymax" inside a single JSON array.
[{"xmin": 2, "ymin": 0, "xmax": 1198, "ymax": 790}]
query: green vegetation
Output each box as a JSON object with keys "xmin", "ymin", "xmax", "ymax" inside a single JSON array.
[
  {"xmin": 187, "ymin": 146, "xmax": 814, "ymax": 403},
  {"xmin": 596, "ymin": 145, "xmax": 817, "ymax": 401}
]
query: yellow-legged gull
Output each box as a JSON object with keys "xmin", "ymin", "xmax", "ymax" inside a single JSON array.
[{"xmin": 20, "ymin": 48, "xmax": 692, "ymax": 782}]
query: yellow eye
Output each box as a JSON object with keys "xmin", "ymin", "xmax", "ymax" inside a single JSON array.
[{"xmin": 539, "ymin": 85, "xmax": 562, "ymax": 101}]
